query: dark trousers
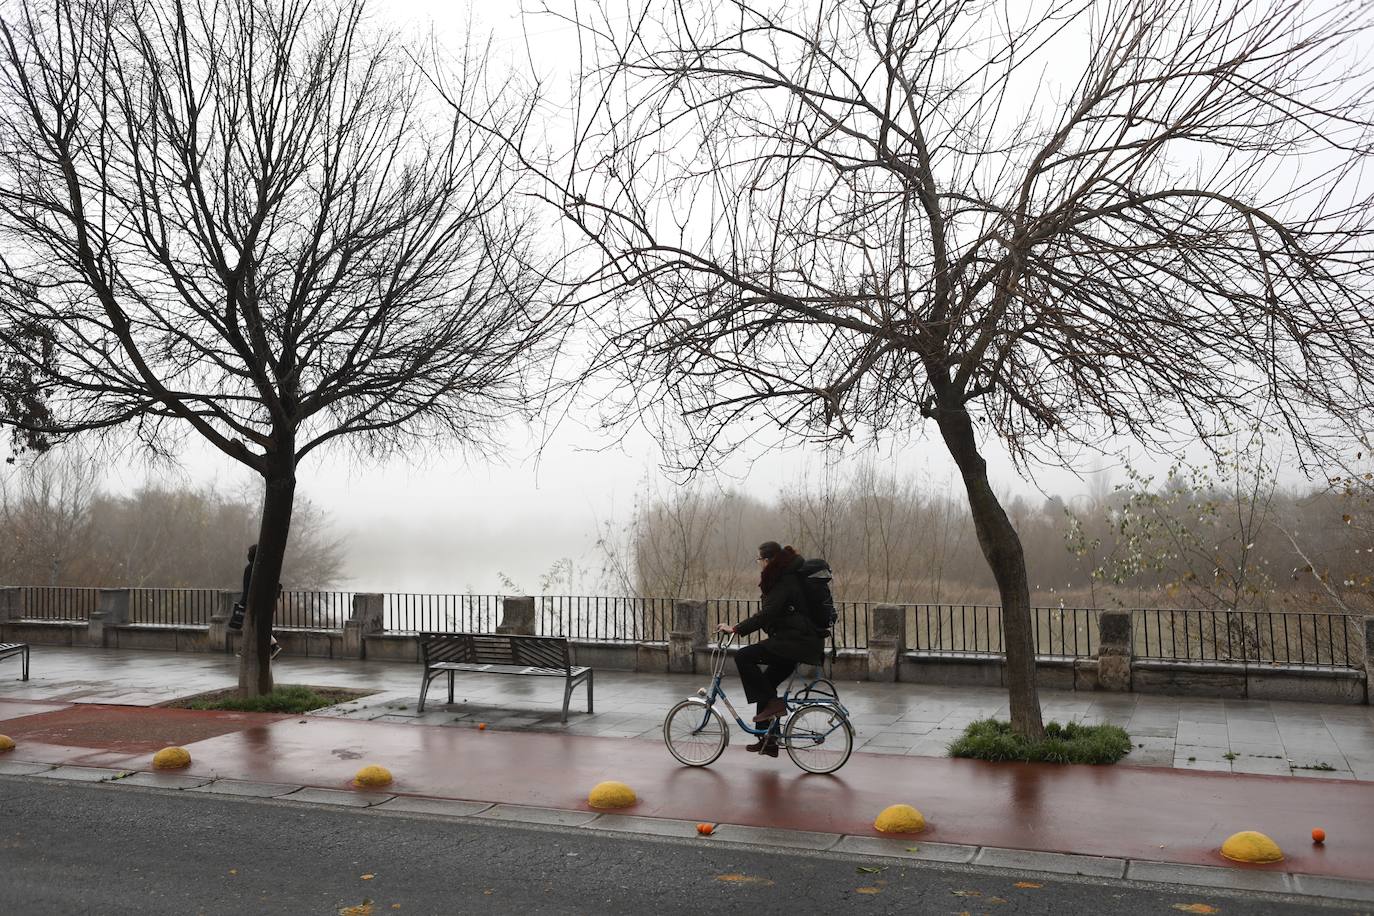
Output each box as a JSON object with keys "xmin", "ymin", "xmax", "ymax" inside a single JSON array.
[{"xmin": 735, "ymin": 642, "xmax": 797, "ymax": 715}]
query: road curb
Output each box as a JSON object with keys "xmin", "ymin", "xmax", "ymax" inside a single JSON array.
[{"xmin": 6, "ymin": 760, "xmax": 1373, "ymax": 905}]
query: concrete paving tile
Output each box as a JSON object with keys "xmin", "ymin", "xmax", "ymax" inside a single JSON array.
[
  {"xmin": 372, "ymin": 796, "xmax": 494, "ymax": 817},
  {"xmin": 1287, "ymin": 767, "xmax": 1356, "ymax": 780},
  {"xmin": 284, "ymin": 786, "xmax": 394, "ymax": 807},
  {"xmin": 1124, "ymin": 724, "xmax": 1177, "ymax": 738},
  {"xmin": 188, "ymin": 779, "xmax": 305, "ymax": 798},
  {"xmin": 1125, "ymin": 860, "xmax": 1292, "ymax": 893},
  {"xmin": 0, "ymin": 760, "xmax": 56, "ymax": 776},
  {"xmin": 1292, "ymin": 873, "xmax": 1374, "ymax": 903},
  {"xmin": 1173, "ymin": 757, "xmax": 1231, "ymax": 773},
  {"xmin": 108, "ymin": 771, "xmax": 214, "ymax": 790},
  {"xmin": 861, "ymin": 733, "xmax": 921, "ymax": 749},
  {"xmin": 474, "ymin": 804, "xmax": 599, "ymax": 827},
  {"xmin": 707, "ymin": 824, "xmax": 841, "ymax": 851},
  {"xmin": 585, "ymin": 814, "xmax": 706, "ymax": 838},
  {"xmin": 31, "ymin": 765, "xmax": 124, "ymax": 783},
  {"xmin": 1229, "ymin": 758, "xmax": 1291, "ymax": 776},
  {"xmin": 1174, "ymin": 744, "xmax": 1233, "ymax": 762},
  {"xmin": 973, "ymin": 847, "xmax": 1125, "ymax": 878},
  {"xmin": 832, "ymin": 836, "xmax": 977, "ymax": 864}
]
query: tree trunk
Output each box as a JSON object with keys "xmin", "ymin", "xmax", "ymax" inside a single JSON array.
[
  {"xmin": 933, "ymin": 405, "xmax": 1045, "ymax": 739},
  {"xmin": 237, "ymin": 459, "xmax": 296, "ymax": 697}
]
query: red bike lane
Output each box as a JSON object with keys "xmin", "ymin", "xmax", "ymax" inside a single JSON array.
[{"xmin": 3, "ymin": 700, "xmax": 1368, "ymax": 881}]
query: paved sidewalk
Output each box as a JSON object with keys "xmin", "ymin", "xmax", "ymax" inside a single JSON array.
[{"xmin": 2, "ymin": 646, "xmax": 1372, "ymax": 779}]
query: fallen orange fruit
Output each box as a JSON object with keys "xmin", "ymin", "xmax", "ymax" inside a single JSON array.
[
  {"xmin": 697, "ymin": 823, "xmax": 714, "ymax": 835},
  {"xmin": 1312, "ymin": 827, "xmax": 1326, "ymax": 844}
]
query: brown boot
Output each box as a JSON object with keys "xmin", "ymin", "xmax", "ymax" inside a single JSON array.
[{"xmin": 751, "ymin": 698, "xmax": 787, "ymax": 723}]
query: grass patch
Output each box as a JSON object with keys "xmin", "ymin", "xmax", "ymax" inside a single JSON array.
[
  {"xmin": 166, "ymin": 685, "xmax": 372, "ymax": 714},
  {"xmin": 947, "ymin": 718, "xmax": 1133, "ymax": 765}
]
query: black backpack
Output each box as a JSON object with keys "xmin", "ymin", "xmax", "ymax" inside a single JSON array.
[{"xmin": 795, "ymin": 558, "xmax": 837, "ymax": 634}]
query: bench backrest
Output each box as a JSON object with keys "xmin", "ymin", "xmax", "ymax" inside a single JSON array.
[{"xmin": 419, "ymin": 632, "xmax": 570, "ymax": 672}]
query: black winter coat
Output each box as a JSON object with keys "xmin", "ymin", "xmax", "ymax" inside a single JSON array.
[{"xmin": 735, "ymin": 555, "xmax": 824, "ymax": 665}]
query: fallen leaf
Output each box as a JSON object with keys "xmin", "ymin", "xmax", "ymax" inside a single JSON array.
[
  {"xmin": 1171, "ymin": 906, "xmax": 1219, "ymax": 914},
  {"xmin": 904, "ymin": 846, "xmax": 919, "ymax": 852},
  {"xmin": 715, "ymin": 873, "xmax": 775, "ymax": 886},
  {"xmin": 856, "ymin": 866, "xmax": 885, "ymax": 874},
  {"xmin": 987, "ymin": 897, "xmax": 1008, "ymax": 905},
  {"xmin": 951, "ymin": 890, "xmax": 983, "ymax": 897},
  {"xmin": 855, "ymin": 887, "xmax": 882, "ymax": 895},
  {"xmin": 360, "ymin": 874, "xmax": 375, "ymax": 881},
  {"xmin": 339, "ymin": 902, "xmax": 373, "ymax": 916},
  {"xmin": 1013, "ymin": 882, "xmax": 1041, "ymax": 889},
  {"xmin": 228, "ymin": 869, "xmax": 238, "ymax": 876}
]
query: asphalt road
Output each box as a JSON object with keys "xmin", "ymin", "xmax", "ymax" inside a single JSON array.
[{"xmin": 0, "ymin": 777, "xmax": 1353, "ymax": 915}]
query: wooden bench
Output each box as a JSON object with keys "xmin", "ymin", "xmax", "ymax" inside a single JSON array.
[
  {"xmin": 417, "ymin": 632, "xmax": 593, "ymax": 723},
  {"xmin": 0, "ymin": 643, "xmax": 29, "ymax": 681}
]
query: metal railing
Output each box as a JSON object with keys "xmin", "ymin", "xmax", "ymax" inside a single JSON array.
[
  {"xmin": 14, "ymin": 586, "xmax": 100, "ymax": 621},
  {"xmin": 128, "ymin": 588, "xmax": 219, "ymax": 626},
  {"xmin": 275, "ymin": 590, "xmax": 353, "ymax": 629},
  {"xmin": 538, "ymin": 595, "xmax": 675, "ymax": 642},
  {"xmin": 907, "ymin": 605, "xmax": 1098, "ymax": 659},
  {"xmin": 1135, "ymin": 608, "xmax": 1360, "ymax": 669},
  {"xmin": 384, "ymin": 593, "xmax": 503, "ymax": 633},
  {"xmin": 3, "ymin": 584, "xmax": 1362, "ymax": 670}
]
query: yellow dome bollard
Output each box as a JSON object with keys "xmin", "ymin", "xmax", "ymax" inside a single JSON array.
[
  {"xmin": 874, "ymin": 804, "xmax": 927, "ymax": 834},
  {"xmin": 353, "ymin": 765, "xmax": 394, "ymax": 788},
  {"xmin": 587, "ymin": 780, "xmax": 637, "ymax": 809},
  {"xmin": 1220, "ymin": 831, "xmax": 1284, "ymax": 864},
  {"xmin": 0, "ymin": 734, "xmax": 14, "ymax": 753},
  {"xmin": 152, "ymin": 746, "xmax": 191, "ymax": 769}
]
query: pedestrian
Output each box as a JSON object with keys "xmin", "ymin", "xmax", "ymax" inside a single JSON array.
[
  {"xmin": 716, "ymin": 541, "xmax": 823, "ymax": 757},
  {"xmin": 238, "ymin": 544, "xmax": 282, "ymax": 660}
]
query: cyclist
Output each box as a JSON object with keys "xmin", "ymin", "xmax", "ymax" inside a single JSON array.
[{"xmin": 717, "ymin": 541, "xmax": 824, "ymax": 757}]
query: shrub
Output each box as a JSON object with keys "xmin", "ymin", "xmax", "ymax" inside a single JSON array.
[
  {"xmin": 187, "ymin": 685, "xmax": 336, "ymax": 714},
  {"xmin": 948, "ymin": 718, "xmax": 1132, "ymax": 765}
]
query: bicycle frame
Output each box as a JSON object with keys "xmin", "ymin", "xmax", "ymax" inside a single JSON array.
[{"xmin": 681, "ymin": 634, "xmax": 849, "ymax": 741}]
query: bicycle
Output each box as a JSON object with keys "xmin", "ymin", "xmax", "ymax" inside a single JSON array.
[{"xmin": 662, "ymin": 633, "xmax": 854, "ymax": 774}]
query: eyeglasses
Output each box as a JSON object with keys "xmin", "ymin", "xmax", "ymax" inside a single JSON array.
[{"xmin": 756, "ymin": 557, "xmax": 767, "ymax": 563}]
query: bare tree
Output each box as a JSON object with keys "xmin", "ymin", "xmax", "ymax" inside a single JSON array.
[
  {"xmin": 517, "ymin": 0, "xmax": 1374, "ymax": 735},
  {"xmin": 0, "ymin": 0, "xmax": 561, "ymax": 693},
  {"xmin": 0, "ymin": 449, "xmax": 97, "ymax": 583}
]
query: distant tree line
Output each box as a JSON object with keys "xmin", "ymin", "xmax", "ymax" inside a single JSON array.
[
  {"xmin": 1, "ymin": 456, "xmax": 343, "ymax": 591},
  {"xmin": 610, "ymin": 452, "xmax": 1374, "ymax": 615}
]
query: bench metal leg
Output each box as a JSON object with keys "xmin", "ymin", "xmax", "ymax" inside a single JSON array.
[
  {"xmin": 418, "ymin": 670, "xmax": 433, "ymax": 713},
  {"xmin": 448, "ymin": 670, "xmax": 454, "ymax": 705},
  {"xmin": 561, "ymin": 676, "xmax": 573, "ymax": 724},
  {"xmin": 22, "ymin": 646, "xmax": 27, "ymax": 681},
  {"xmin": 586, "ymin": 671, "xmax": 593, "ymax": 714}
]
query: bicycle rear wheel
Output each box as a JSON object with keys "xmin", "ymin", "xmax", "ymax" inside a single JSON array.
[
  {"xmin": 664, "ymin": 700, "xmax": 729, "ymax": 766},
  {"xmin": 784, "ymin": 704, "xmax": 853, "ymax": 774}
]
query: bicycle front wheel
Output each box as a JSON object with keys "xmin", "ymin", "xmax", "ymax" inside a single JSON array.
[
  {"xmin": 784, "ymin": 704, "xmax": 854, "ymax": 774},
  {"xmin": 664, "ymin": 700, "xmax": 729, "ymax": 767}
]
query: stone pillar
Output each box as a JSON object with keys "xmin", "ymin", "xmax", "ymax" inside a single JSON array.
[
  {"xmin": 497, "ymin": 596, "xmax": 537, "ymax": 636},
  {"xmin": 0, "ymin": 587, "xmax": 19, "ymax": 622},
  {"xmin": 668, "ymin": 600, "xmax": 707, "ymax": 674},
  {"xmin": 88, "ymin": 588, "xmax": 131, "ymax": 648},
  {"xmin": 344, "ymin": 593, "xmax": 385, "ymax": 658},
  {"xmin": 1362, "ymin": 617, "xmax": 1373, "ymax": 705},
  {"xmin": 207, "ymin": 590, "xmax": 237, "ymax": 654},
  {"xmin": 1097, "ymin": 609, "xmax": 1133, "ymax": 691},
  {"xmin": 867, "ymin": 604, "xmax": 906, "ymax": 682}
]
